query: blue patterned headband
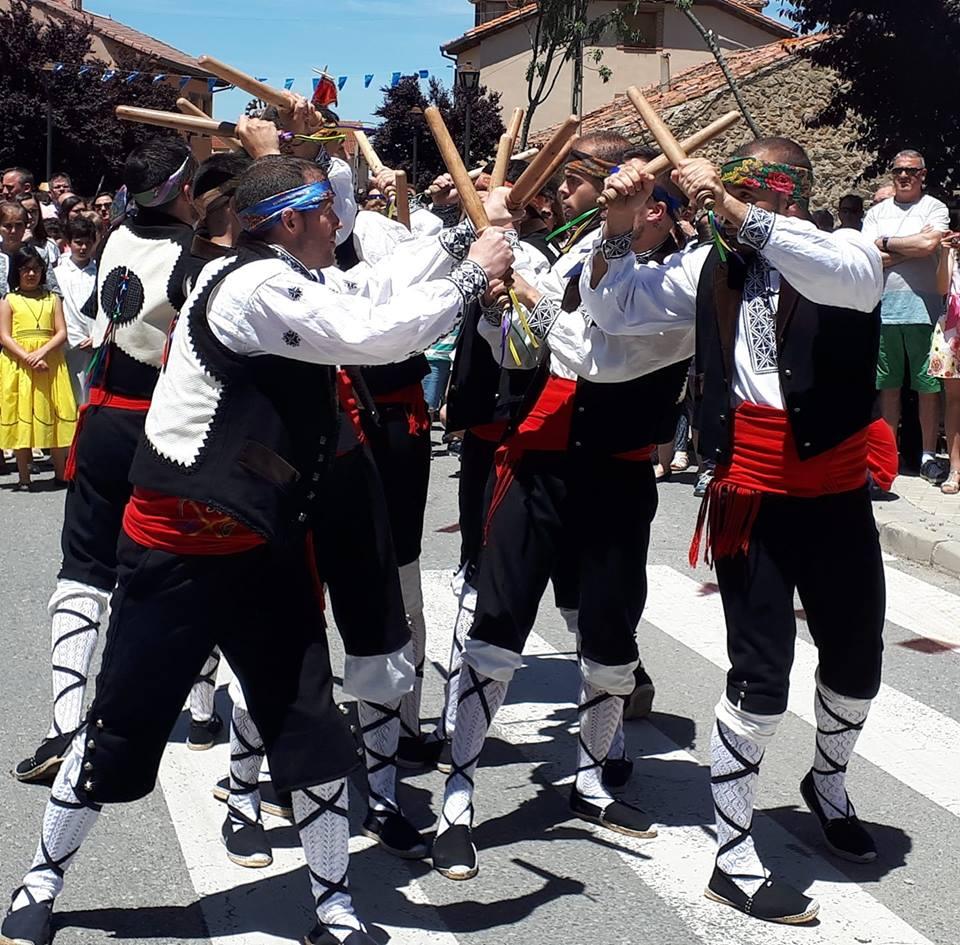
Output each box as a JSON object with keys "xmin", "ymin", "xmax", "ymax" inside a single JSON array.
[{"xmin": 238, "ymin": 180, "xmax": 333, "ymax": 234}]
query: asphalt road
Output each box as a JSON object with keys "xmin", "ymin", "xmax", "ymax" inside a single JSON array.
[{"xmin": 1, "ymin": 437, "xmax": 958, "ymax": 945}]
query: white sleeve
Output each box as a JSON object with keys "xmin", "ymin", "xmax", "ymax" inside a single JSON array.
[
  {"xmin": 547, "ymin": 306, "xmax": 694, "ymax": 383},
  {"xmin": 411, "ymin": 207, "xmax": 443, "ymax": 239},
  {"xmin": 580, "ymin": 238, "xmax": 704, "ymax": 337},
  {"xmin": 926, "ymin": 198, "xmax": 950, "ymax": 232},
  {"xmin": 741, "ymin": 206, "xmax": 883, "ymax": 312},
  {"xmin": 860, "ymin": 205, "xmax": 881, "ymax": 242},
  {"xmin": 328, "ymin": 157, "xmax": 357, "ymax": 247},
  {"xmin": 209, "ymin": 262, "xmax": 475, "ymax": 367}
]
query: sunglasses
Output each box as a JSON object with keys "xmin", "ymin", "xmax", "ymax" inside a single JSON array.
[
  {"xmin": 94, "ymin": 201, "xmax": 112, "ymax": 209},
  {"xmin": 891, "ymin": 167, "xmax": 923, "ymax": 178}
]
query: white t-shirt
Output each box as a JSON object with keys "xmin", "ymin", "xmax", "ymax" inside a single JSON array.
[
  {"xmin": 862, "ymin": 194, "xmax": 949, "ymax": 325},
  {"xmin": 53, "ymin": 255, "xmax": 97, "ymax": 348}
]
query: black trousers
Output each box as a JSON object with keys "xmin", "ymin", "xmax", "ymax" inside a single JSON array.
[
  {"xmin": 313, "ymin": 444, "xmax": 409, "ymax": 659},
  {"xmin": 458, "ymin": 431, "xmax": 498, "ymax": 578},
  {"xmin": 715, "ymin": 486, "xmax": 885, "ymax": 717},
  {"xmin": 59, "ymin": 404, "xmax": 143, "ymax": 591},
  {"xmin": 471, "ymin": 450, "xmax": 657, "ymax": 671},
  {"xmin": 366, "ymin": 405, "xmax": 432, "ymax": 566},
  {"xmin": 458, "ymin": 431, "xmax": 581, "ymax": 612},
  {"xmin": 76, "ymin": 534, "xmax": 357, "ymax": 806}
]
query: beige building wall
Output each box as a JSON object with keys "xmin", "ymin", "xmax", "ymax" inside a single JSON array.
[{"xmin": 457, "ymin": 1, "xmax": 787, "ymax": 137}]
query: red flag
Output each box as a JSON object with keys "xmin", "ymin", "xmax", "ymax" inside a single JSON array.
[{"xmin": 312, "ymin": 74, "xmax": 338, "ymax": 108}]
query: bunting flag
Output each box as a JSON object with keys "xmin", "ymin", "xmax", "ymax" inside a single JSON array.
[{"xmin": 43, "ymin": 61, "xmax": 436, "ymax": 97}]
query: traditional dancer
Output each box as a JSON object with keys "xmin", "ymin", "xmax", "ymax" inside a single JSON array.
[
  {"xmin": 431, "ymin": 138, "xmax": 695, "ymax": 882},
  {"xmin": 582, "ymin": 137, "xmax": 885, "ymax": 924},
  {"xmin": 0, "ymin": 154, "xmax": 515, "ymax": 945},
  {"xmin": 11, "ymin": 138, "xmax": 219, "ymax": 783}
]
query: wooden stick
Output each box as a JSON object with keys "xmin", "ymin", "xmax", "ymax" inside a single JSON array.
[
  {"xmin": 506, "ymin": 115, "xmax": 580, "ymax": 211},
  {"xmin": 596, "ymin": 110, "xmax": 742, "ymax": 207},
  {"xmin": 198, "ymin": 55, "xmax": 294, "ymax": 109},
  {"xmin": 116, "ymin": 105, "xmax": 239, "ymax": 138},
  {"xmin": 176, "ymin": 98, "xmax": 242, "ymax": 150},
  {"xmin": 423, "ymin": 105, "xmax": 489, "ymax": 231},
  {"xmin": 505, "ymin": 106, "xmax": 525, "ymax": 144},
  {"xmin": 489, "ymin": 133, "xmax": 515, "ymax": 190},
  {"xmin": 353, "ymin": 130, "xmax": 385, "ymax": 176},
  {"xmin": 626, "ymin": 85, "xmax": 717, "ymax": 211},
  {"xmin": 393, "ymin": 170, "xmax": 410, "ymax": 229}
]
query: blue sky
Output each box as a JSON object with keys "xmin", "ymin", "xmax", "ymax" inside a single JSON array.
[{"xmin": 86, "ymin": 0, "xmax": 793, "ymax": 124}]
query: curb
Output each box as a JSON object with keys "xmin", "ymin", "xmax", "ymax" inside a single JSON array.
[{"xmin": 873, "ymin": 504, "xmax": 960, "ymax": 578}]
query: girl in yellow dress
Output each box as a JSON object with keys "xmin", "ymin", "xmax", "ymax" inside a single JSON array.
[{"xmin": 0, "ymin": 245, "xmax": 78, "ymax": 490}]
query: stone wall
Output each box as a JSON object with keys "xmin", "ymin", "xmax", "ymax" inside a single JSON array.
[{"xmin": 612, "ymin": 55, "xmax": 886, "ymax": 215}]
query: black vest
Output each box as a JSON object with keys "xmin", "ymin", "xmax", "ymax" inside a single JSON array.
[
  {"xmin": 695, "ymin": 248, "xmax": 881, "ymax": 464},
  {"xmin": 505, "ymin": 234, "xmax": 691, "ymax": 454},
  {"xmin": 130, "ymin": 246, "xmax": 340, "ymax": 541}
]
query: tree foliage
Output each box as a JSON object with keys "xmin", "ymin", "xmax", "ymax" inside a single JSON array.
[
  {"xmin": 785, "ymin": 1, "xmax": 960, "ymax": 190},
  {"xmin": 0, "ymin": 0, "xmax": 180, "ymax": 194},
  {"xmin": 371, "ymin": 76, "xmax": 505, "ymax": 191}
]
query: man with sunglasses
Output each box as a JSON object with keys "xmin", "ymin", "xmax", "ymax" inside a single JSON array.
[
  {"xmin": 92, "ymin": 191, "xmax": 114, "ymax": 223},
  {"xmin": 862, "ymin": 150, "xmax": 949, "ymax": 480}
]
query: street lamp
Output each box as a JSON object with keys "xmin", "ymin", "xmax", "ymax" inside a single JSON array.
[
  {"xmin": 455, "ymin": 61, "xmax": 481, "ymax": 165},
  {"xmin": 410, "ymin": 105, "xmax": 423, "ymax": 189}
]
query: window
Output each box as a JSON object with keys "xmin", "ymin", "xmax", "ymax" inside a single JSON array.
[{"xmin": 621, "ymin": 8, "xmax": 660, "ymax": 48}]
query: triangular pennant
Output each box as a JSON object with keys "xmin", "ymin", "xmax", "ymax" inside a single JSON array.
[
  {"xmin": 152, "ymin": 74, "xmax": 167, "ymax": 83},
  {"xmin": 338, "ymin": 76, "xmax": 348, "ymax": 91},
  {"xmin": 391, "ymin": 71, "xmax": 401, "ymax": 87},
  {"xmin": 283, "ymin": 78, "xmax": 295, "ymax": 90},
  {"xmin": 364, "ymin": 74, "xmax": 374, "ymax": 88},
  {"xmin": 419, "ymin": 69, "xmax": 429, "ymax": 79},
  {"xmin": 179, "ymin": 75, "xmax": 191, "ymax": 90},
  {"xmin": 124, "ymin": 71, "xmax": 141, "ymax": 83},
  {"xmin": 101, "ymin": 69, "xmax": 116, "ymax": 82}
]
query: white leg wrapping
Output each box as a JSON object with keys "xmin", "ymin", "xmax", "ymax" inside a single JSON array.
[
  {"xmin": 436, "ymin": 580, "xmax": 476, "ymax": 741},
  {"xmin": 608, "ymin": 717, "xmax": 626, "ymax": 763},
  {"xmin": 398, "ymin": 560, "xmax": 426, "ymax": 740},
  {"xmin": 711, "ymin": 718, "xmax": 768, "ymax": 896},
  {"xmin": 189, "ymin": 648, "xmax": 221, "ymax": 724},
  {"xmin": 295, "ymin": 780, "xmax": 365, "ymax": 942},
  {"xmin": 437, "ymin": 664, "xmax": 508, "ymax": 835},
  {"xmin": 357, "ymin": 698, "xmax": 400, "ymax": 813},
  {"xmin": 812, "ymin": 673, "xmax": 872, "ymax": 820},
  {"xmin": 47, "ymin": 591, "xmax": 105, "ymax": 739},
  {"xmin": 574, "ymin": 682, "xmax": 622, "ymax": 809},
  {"xmin": 12, "ymin": 733, "xmax": 100, "ymax": 911},
  {"xmin": 226, "ymin": 704, "xmax": 264, "ymax": 827}
]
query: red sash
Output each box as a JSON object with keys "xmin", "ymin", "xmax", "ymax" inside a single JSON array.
[
  {"xmin": 484, "ymin": 376, "xmax": 654, "ymax": 539},
  {"xmin": 374, "ymin": 382, "xmax": 430, "ymax": 436},
  {"xmin": 689, "ymin": 402, "xmax": 868, "ymax": 565},
  {"xmin": 63, "ymin": 387, "xmax": 152, "ymax": 482},
  {"xmin": 123, "ymin": 488, "xmax": 265, "ymax": 556},
  {"xmin": 336, "ymin": 370, "xmax": 366, "ymax": 455}
]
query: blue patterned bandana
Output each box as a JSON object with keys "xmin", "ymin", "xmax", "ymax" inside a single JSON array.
[{"xmin": 238, "ymin": 180, "xmax": 333, "ymax": 235}]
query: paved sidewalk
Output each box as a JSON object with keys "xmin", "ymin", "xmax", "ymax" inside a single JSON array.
[{"xmin": 874, "ymin": 472, "xmax": 960, "ymax": 576}]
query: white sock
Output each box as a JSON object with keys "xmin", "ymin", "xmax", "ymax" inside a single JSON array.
[
  {"xmin": 226, "ymin": 704, "xmax": 264, "ymax": 827},
  {"xmin": 295, "ymin": 781, "xmax": 365, "ymax": 942},
  {"xmin": 812, "ymin": 678, "xmax": 871, "ymax": 820},
  {"xmin": 437, "ymin": 665, "xmax": 508, "ymax": 835},
  {"xmin": 608, "ymin": 716, "xmax": 626, "ymax": 763},
  {"xmin": 13, "ymin": 733, "xmax": 100, "ymax": 910},
  {"xmin": 48, "ymin": 596, "xmax": 103, "ymax": 739},
  {"xmin": 435, "ymin": 580, "xmax": 476, "ymax": 741},
  {"xmin": 357, "ymin": 699, "xmax": 400, "ymax": 813},
  {"xmin": 398, "ymin": 560, "xmax": 426, "ymax": 740},
  {"xmin": 189, "ymin": 648, "xmax": 221, "ymax": 724},
  {"xmin": 710, "ymin": 719, "xmax": 767, "ymax": 895},
  {"xmin": 574, "ymin": 682, "xmax": 621, "ymax": 809}
]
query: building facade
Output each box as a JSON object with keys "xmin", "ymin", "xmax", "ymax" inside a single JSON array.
[{"xmin": 442, "ymin": 1, "xmax": 793, "ymax": 136}]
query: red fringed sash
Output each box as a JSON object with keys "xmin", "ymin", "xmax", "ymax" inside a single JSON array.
[
  {"xmin": 374, "ymin": 382, "xmax": 430, "ymax": 436},
  {"xmin": 484, "ymin": 376, "xmax": 654, "ymax": 541},
  {"xmin": 689, "ymin": 402, "xmax": 869, "ymax": 566},
  {"xmin": 63, "ymin": 387, "xmax": 152, "ymax": 482}
]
